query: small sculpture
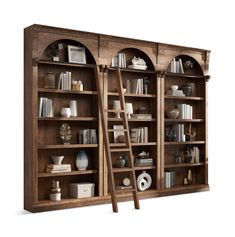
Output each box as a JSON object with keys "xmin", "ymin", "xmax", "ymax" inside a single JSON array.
[
  {"xmin": 59, "ymin": 123, "xmax": 72, "ymax": 144},
  {"xmin": 132, "ymin": 56, "xmax": 147, "ymax": 66},
  {"xmin": 165, "ymin": 128, "xmax": 177, "ymax": 142},
  {"xmin": 184, "ymin": 60, "xmax": 193, "ymax": 69},
  {"xmin": 185, "ymin": 123, "xmax": 196, "ymax": 141}
]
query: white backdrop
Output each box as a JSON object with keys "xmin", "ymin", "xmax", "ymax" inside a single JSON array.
[{"xmin": 1, "ymin": 0, "xmax": 234, "ymax": 236}]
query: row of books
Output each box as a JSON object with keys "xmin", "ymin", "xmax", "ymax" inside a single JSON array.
[
  {"xmin": 38, "ymin": 97, "xmax": 53, "ymax": 117},
  {"xmin": 165, "ymin": 171, "xmax": 176, "ymax": 188},
  {"xmin": 126, "ymin": 78, "xmax": 147, "ymax": 94},
  {"xmin": 170, "ymin": 58, "xmax": 184, "ymax": 73},
  {"xmin": 78, "ymin": 129, "xmax": 97, "ymax": 144},
  {"xmin": 46, "ymin": 164, "xmax": 71, "ymax": 173},
  {"xmin": 58, "ymin": 71, "xmax": 72, "ymax": 90},
  {"xmin": 172, "ymin": 124, "xmax": 185, "ymax": 142},
  {"xmin": 130, "ymin": 127, "xmax": 148, "ymax": 143},
  {"xmin": 111, "ymin": 53, "xmax": 126, "ymax": 68},
  {"xmin": 177, "ymin": 104, "xmax": 193, "ymax": 119}
]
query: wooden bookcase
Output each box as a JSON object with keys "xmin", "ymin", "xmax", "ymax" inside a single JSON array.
[{"xmin": 24, "ymin": 24, "xmax": 210, "ymax": 212}]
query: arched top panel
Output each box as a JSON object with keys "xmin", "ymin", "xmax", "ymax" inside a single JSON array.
[
  {"xmin": 110, "ymin": 47, "xmax": 155, "ymax": 71},
  {"xmin": 167, "ymin": 55, "xmax": 204, "ymax": 76},
  {"xmin": 40, "ymin": 39, "xmax": 97, "ymax": 65}
]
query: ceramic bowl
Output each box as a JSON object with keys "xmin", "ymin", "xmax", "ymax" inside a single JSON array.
[
  {"xmin": 51, "ymin": 156, "xmax": 64, "ymax": 165},
  {"xmin": 171, "ymin": 85, "xmax": 178, "ymax": 91}
]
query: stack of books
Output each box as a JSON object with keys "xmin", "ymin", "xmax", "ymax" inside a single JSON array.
[
  {"xmin": 172, "ymin": 124, "xmax": 185, "ymax": 142},
  {"xmin": 46, "ymin": 164, "xmax": 71, "ymax": 173},
  {"xmin": 130, "ymin": 127, "xmax": 148, "ymax": 143},
  {"xmin": 78, "ymin": 129, "xmax": 97, "ymax": 144},
  {"xmin": 177, "ymin": 104, "xmax": 193, "ymax": 119},
  {"xmin": 166, "ymin": 89, "xmax": 185, "ymax": 97},
  {"xmin": 111, "ymin": 53, "xmax": 126, "ymax": 68},
  {"xmin": 131, "ymin": 114, "xmax": 152, "ymax": 119},
  {"xmin": 38, "ymin": 97, "xmax": 53, "ymax": 117},
  {"xmin": 126, "ymin": 78, "xmax": 147, "ymax": 94},
  {"xmin": 170, "ymin": 58, "xmax": 184, "ymax": 73},
  {"xmin": 165, "ymin": 171, "xmax": 176, "ymax": 188},
  {"xmin": 57, "ymin": 71, "xmax": 72, "ymax": 90}
]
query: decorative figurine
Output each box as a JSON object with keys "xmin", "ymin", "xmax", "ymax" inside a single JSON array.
[
  {"xmin": 185, "ymin": 123, "xmax": 196, "ymax": 141},
  {"xmin": 59, "ymin": 123, "xmax": 72, "ymax": 144},
  {"xmin": 50, "ymin": 180, "xmax": 61, "ymax": 201}
]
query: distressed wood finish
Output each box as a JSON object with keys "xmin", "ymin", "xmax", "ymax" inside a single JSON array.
[{"xmin": 24, "ymin": 24, "xmax": 210, "ymax": 212}]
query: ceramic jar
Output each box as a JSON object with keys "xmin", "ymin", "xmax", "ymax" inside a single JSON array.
[
  {"xmin": 165, "ymin": 107, "xmax": 180, "ymax": 119},
  {"xmin": 61, "ymin": 107, "xmax": 71, "ymax": 117},
  {"xmin": 115, "ymin": 156, "xmax": 125, "ymax": 168},
  {"xmin": 181, "ymin": 84, "xmax": 192, "ymax": 96},
  {"xmin": 44, "ymin": 72, "xmax": 55, "ymax": 89},
  {"xmin": 76, "ymin": 151, "xmax": 89, "ymax": 171}
]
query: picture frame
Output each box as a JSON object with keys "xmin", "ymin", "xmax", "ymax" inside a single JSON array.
[{"xmin": 68, "ymin": 45, "xmax": 86, "ymax": 64}]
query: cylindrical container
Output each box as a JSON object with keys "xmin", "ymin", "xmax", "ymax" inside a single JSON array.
[
  {"xmin": 44, "ymin": 72, "xmax": 55, "ymax": 89},
  {"xmin": 61, "ymin": 107, "xmax": 71, "ymax": 117},
  {"xmin": 70, "ymin": 100, "xmax": 78, "ymax": 117},
  {"xmin": 76, "ymin": 151, "xmax": 89, "ymax": 171},
  {"xmin": 50, "ymin": 180, "xmax": 61, "ymax": 201}
]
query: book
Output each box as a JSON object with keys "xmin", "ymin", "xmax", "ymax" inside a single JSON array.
[
  {"xmin": 46, "ymin": 164, "xmax": 71, "ymax": 169},
  {"xmin": 131, "ymin": 114, "xmax": 152, "ymax": 119}
]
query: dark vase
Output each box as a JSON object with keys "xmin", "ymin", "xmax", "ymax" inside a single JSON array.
[{"xmin": 181, "ymin": 84, "xmax": 192, "ymax": 96}]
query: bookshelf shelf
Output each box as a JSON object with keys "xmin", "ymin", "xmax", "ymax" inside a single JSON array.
[
  {"xmin": 38, "ymin": 144, "xmax": 99, "ymax": 149},
  {"xmin": 164, "ymin": 95, "xmax": 204, "ymax": 101},
  {"xmin": 164, "ymin": 163, "xmax": 204, "ymax": 169},
  {"xmin": 38, "ymin": 60, "xmax": 96, "ymax": 69},
  {"xmin": 165, "ymin": 119, "xmax": 204, "ymax": 123},
  {"xmin": 38, "ymin": 170, "xmax": 98, "ymax": 177},
  {"xmin": 24, "ymin": 24, "xmax": 210, "ymax": 212},
  {"xmin": 38, "ymin": 88, "xmax": 97, "ymax": 95},
  {"xmin": 38, "ymin": 117, "xmax": 97, "ymax": 121},
  {"xmin": 165, "ymin": 72, "xmax": 205, "ymax": 79},
  {"xmin": 164, "ymin": 141, "xmax": 205, "ymax": 145},
  {"xmin": 108, "ymin": 118, "xmax": 156, "ymax": 122},
  {"xmin": 108, "ymin": 92, "xmax": 156, "ymax": 98},
  {"xmin": 109, "ymin": 67, "xmax": 156, "ymax": 74}
]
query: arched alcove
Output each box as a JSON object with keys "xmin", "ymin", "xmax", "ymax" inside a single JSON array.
[
  {"xmin": 111, "ymin": 48, "xmax": 155, "ymax": 71},
  {"xmin": 167, "ymin": 55, "xmax": 203, "ymax": 76},
  {"xmin": 40, "ymin": 39, "xmax": 96, "ymax": 65}
]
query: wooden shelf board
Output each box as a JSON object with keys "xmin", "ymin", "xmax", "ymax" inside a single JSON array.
[
  {"xmin": 38, "ymin": 144, "xmax": 98, "ymax": 149},
  {"xmin": 38, "ymin": 117, "xmax": 97, "ymax": 121},
  {"xmin": 108, "ymin": 92, "xmax": 156, "ymax": 98},
  {"xmin": 165, "ymin": 72, "xmax": 205, "ymax": 79},
  {"xmin": 163, "ymin": 184, "xmax": 207, "ymax": 192},
  {"xmin": 36, "ymin": 196, "xmax": 102, "ymax": 207},
  {"xmin": 165, "ymin": 162, "xmax": 204, "ymax": 168},
  {"xmin": 164, "ymin": 141, "xmax": 205, "ymax": 145},
  {"xmin": 164, "ymin": 95, "xmax": 204, "ymax": 100},
  {"xmin": 165, "ymin": 119, "xmax": 204, "ymax": 123},
  {"xmin": 38, "ymin": 170, "xmax": 97, "ymax": 177},
  {"xmin": 38, "ymin": 60, "xmax": 95, "ymax": 69},
  {"xmin": 38, "ymin": 88, "xmax": 97, "ymax": 95},
  {"xmin": 109, "ymin": 67, "xmax": 156, "ymax": 74},
  {"xmin": 109, "ymin": 142, "xmax": 157, "ymax": 147},
  {"xmin": 108, "ymin": 118, "xmax": 156, "ymax": 122},
  {"xmin": 134, "ymin": 166, "xmax": 156, "ymax": 170}
]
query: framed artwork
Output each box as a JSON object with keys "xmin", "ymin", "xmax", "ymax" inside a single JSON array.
[{"xmin": 68, "ymin": 45, "xmax": 86, "ymax": 64}]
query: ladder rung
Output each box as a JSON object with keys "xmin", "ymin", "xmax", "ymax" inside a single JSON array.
[
  {"xmin": 110, "ymin": 143, "xmax": 126, "ymax": 147},
  {"xmin": 105, "ymin": 109, "xmax": 125, "ymax": 113},
  {"xmin": 108, "ymin": 129, "xmax": 127, "ymax": 132},
  {"xmin": 110, "ymin": 148, "xmax": 130, "ymax": 152}
]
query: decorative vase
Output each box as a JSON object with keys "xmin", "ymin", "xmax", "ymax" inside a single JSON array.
[
  {"xmin": 165, "ymin": 107, "xmax": 180, "ymax": 119},
  {"xmin": 181, "ymin": 84, "xmax": 192, "ymax": 96},
  {"xmin": 69, "ymin": 100, "xmax": 78, "ymax": 117},
  {"xmin": 61, "ymin": 107, "xmax": 71, "ymax": 117},
  {"xmin": 44, "ymin": 72, "xmax": 55, "ymax": 89},
  {"xmin": 76, "ymin": 150, "xmax": 89, "ymax": 171},
  {"xmin": 115, "ymin": 156, "xmax": 126, "ymax": 168},
  {"xmin": 51, "ymin": 156, "xmax": 64, "ymax": 165},
  {"xmin": 50, "ymin": 180, "xmax": 61, "ymax": 201}
]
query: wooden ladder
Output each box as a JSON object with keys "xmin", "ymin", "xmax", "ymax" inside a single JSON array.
[{"xmin": 94, "ymin": 65, "xmax": 140, "ymax": 212}]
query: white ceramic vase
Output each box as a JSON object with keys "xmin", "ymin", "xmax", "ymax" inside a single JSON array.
[{"xmin": 76, "ymin": 151, "xmax": 88, "ymax": 171}]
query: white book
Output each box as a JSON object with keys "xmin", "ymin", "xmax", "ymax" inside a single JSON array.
[
  {"xmin": 42, "ymin": 98, "xmax": 47, "ymax": 117},
  {"xmin": 176, "ymin": 60, "xmax": 180, "ymax": 73},
  {"xmin": 57, "ymin": 73, "xmax": 63, "ymax": 89},
  {"xmin": 38, "ymin": 97, "xmax": 43, "ymax": 117},
  {"xmin": 179, "ymin": 59, "xmax": 184, "ymax": 74},
  {"xmin": 68, "ymin": 71, "xmax": 72, "ymax": 90}
]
